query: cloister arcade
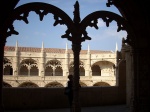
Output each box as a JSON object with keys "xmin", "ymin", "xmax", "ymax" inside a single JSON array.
[
  {"xmin": 1, "ymin": 0, "xmax": 150, "ymax": 111},
  {"xmin": 3, "ymin": 58, "xmax": 115, "ymax": 77},
  {"xmin": 3, "ymin": 46, "xmax": 117, "ymax": 88}
]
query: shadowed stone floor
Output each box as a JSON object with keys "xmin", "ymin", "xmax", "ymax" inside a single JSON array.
[{"xmin": 5, "ymin": 105, "xmax": 129, "ymax": 112}]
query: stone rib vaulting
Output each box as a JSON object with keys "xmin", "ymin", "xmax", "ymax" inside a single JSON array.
[{"xmin": 3, "ymin": 42, "xmax": 117, "ymax": 87}]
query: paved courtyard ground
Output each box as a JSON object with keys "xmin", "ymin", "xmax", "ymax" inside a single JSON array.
[{"xmin": 5, "ymin": 105, "xmax": 129, "ymax": 112}]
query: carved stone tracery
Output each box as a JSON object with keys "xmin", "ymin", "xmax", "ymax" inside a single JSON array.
[{"xmin": 2, "ymin": 1, "xmax": 135, "ymax": 112}]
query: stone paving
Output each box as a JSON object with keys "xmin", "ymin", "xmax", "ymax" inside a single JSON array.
[{"xmin": 5, "ymin": 105, "xmax": 129, "ymax": 112}]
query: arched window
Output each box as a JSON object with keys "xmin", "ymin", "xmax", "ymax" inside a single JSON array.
[
  {"xmin": 4, "ymin": 65, "xmax": 13, "ymax": 75},
  {"xmin": 92, "ymin": 65, "xmax": 101, "ymax": 76},
  {"xmin": 19, "ymin": 59, "xmax": 38, "ymax": 76},
  {"xmin": 69, "ymin": 61, "xmax": 85, "ymax": 76},
  {"xmin": 3, "ymin": 58, "xmax": 13, "ymax": 75},
  {"xmin": 20, "ymin": 65, "xmax": 28, "ymax": 76},
  {"xmin": 69, "ymin": 66, "xmax": 74, "ymax": 75},
  {"xmin": 55, "ymin": 66, "xmax": 63, "ymax": 76},
  {"xmin": 30, "ymin": 66, "xmax": 38, "ymax": 76},
  {"xmin": 92, "ymin": 61, "xmax": 115, "ymax": 76},
  {"xmin": 45, "ymin": 60, "xmax": 62, "ymax": 76},
  {"xmin": 80, "ymin": 67, "xmax": 85, "ymax": 76},
  {"xmin": 45, "ymin": 66, "xmax": 53, "ymax": 76}
]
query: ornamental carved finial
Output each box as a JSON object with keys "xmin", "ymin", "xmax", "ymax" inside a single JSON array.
[
  {"xmin": 106, "ymin": 0, "xmax": 114, "ymax": 7},
  {"xmin": 73, "ymin": 1, "xmax": 81, "ymax": 24}
]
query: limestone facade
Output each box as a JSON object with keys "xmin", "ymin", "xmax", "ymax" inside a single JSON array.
[{"xmin": 3, "ymin": 42, "xmax": 117, "ymax": 87}]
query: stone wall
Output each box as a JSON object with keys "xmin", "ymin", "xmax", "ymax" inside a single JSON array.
[{"xmin": 3, "ymin": 87, "xmax": 126, "ymax": 110}]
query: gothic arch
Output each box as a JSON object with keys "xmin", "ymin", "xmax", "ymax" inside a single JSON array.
[
  {"xmin": 2, "ymin": 2, "xmax": 73, "ymax": 41},
  {"xmin": 69, "ymin": 61, "xmax": 85, "ymax": 76},
  {"xmin": 18, "ymin": 81, "xmax": 39, "ymax": 87},
  {"xmin": 19, "ymin": 59, "xmax": 38, "ymax": 76},
  {"xmin": 3, "ymin": 58, "xmax": 13, "ymax": 75},
  {"xmin": 91, "ymin": 60, "xmax": 115, "ymax": 67},
  {"xmin": 45, "ymin": 82, "xmax": 64, "ymax": 87},
  {"xmin": 45, "ymin": 60, "xmax": 62, "ymax": 76},
  {"xmin": 91, "ymin": 65, "xmax": 101, "ymax": 76},
  {"xmin": 80, "ymin": 11, "xmax": 135, "ymax": 47},
  {"xmin": 91, "ymin": 61, "xmax": 115, "ymax": 76},
  {"xmin": 0, "ymin": 1, "xmax": 149, "ymax": 112}
]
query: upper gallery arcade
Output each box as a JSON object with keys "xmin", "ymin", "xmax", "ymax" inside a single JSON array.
[{"xmin": 3, "ymin": 42, "xmax": 118, "ymax": 87}]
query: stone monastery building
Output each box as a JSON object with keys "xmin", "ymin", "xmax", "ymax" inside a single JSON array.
[{"xmin": 3, "ymin": 42, "xmax": 118, "ymax": 87}]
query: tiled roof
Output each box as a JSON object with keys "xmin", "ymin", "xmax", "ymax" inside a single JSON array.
[{"xmin": 4, "ymin": 46, "xmax": 113, "ymax": 54}]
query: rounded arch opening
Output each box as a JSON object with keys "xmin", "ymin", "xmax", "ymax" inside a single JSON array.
[
  {"xmin": 69, "ymin": 61, "xmax": 85, "ymax": 76},
  {"xmin": 93, "ymin": 82, "xmax": 110, "ymax": 86},
  {"xmin": 3, "ymin": 82, "xmax": 12, "ymax": 87},
  {"xmin": 19, "ymin": 82, "xmax": 39, "ymax": 87},
  {"xmin": 80, "ymin": 81, "xmax": 87, "ymax": 87},
  {"xmin": 19, "ymin": 59, "xmax": 38, "ymax": 76},
  {"xmin": 3, "ymin": 58, "xmax": 13, "ymax": 75},
  {"xmin": 45, "ymin": 60, "xmax": 62, "ymax": 76},
  {"xmin": 45, "ymin": 82, "xmax": 63, "ymax": 87}
]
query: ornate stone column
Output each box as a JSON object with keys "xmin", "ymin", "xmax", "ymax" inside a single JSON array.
[
  {"xmin": 0, "ymin": 39, "xmax": 6, "ymax": 112},
  {"xmin": 130, "ymin": 48, "xmax": 150, "ymax": 112},
  {"xmin": 121, "ymin": 44, "xmax": 133, "ymax": 107},
  {"xmin": 13, "ymin": 41, "xmax": 19, "ymax": 76},
  {"xmin": 86, "ymin": 45, "xmax": 91, "ymax": 76},
  {"xmin": 72, "ymin": 44, "xmax": 81, "ymax": 112},
  {"xmin": 40, "ymin": 42, "xmax": 45, "ymax": 77},
  {"xmin": 64, "ymin": 43, "xmax": 69, "ymax": 76}
]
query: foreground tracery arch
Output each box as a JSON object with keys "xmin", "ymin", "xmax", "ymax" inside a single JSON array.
[{"xmin": 0, "ymin": 1, "xmax": 139, "ymax": 112}]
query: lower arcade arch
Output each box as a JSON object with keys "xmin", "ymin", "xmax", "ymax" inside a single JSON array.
[
  {"xmin": 45, "ymin": 82, "xmax": 64, "ymax": 87},
  {"xmin": 3, "ymin": 82, "xmax": 12, "ymax": 87},
  {"xmin": 80, "ymin": 82, "xmax": 87, "ymax": 87},
  {"xmin": 18, "ymin": 82, "xmax": 39, "ymax": 87},
  {"xmin": 93, "ymin": 82, "xmax": 111, "ymax": 86}
]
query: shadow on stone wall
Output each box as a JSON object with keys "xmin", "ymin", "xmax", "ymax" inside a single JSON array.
[{"xmin": 3, "ymin": 86, "xmax": 125, "ymax": 110}]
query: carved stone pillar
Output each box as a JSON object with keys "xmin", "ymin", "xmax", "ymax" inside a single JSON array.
[
  {"xmin": 40, "ymin": 42, "xmax": 45, "ymax": 77},
  {"xmin": 121, "ymin": 44, "xmax": 133, "ymax": 107},
  {"xmin": 130, "ymin": 48, "xmax": 150, "ymax": 112},
  {"xmin": 64, "ymin": 44, "xmax": 69, "ymax": 76},
  {"xmin": 72, "ymin": 44, "xmax": 81, "ymax": 112},
  {"xmin": 86, "ymin": 48, "xmax": 91, "ymax": 76},
  {"xmin": 40, "ymin": 54, "xmax": 45, "ymax": 77},
  {"xmin": 0, "ymin": 39, "xmax": 5, "ymax": 112},
  {"xmin": 14, "ymin": 41, "xmax": 19, "ymax": 76},
  {"xmin": 85, "ymin": 57, "xmax": 91, "ymax": 76}
]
